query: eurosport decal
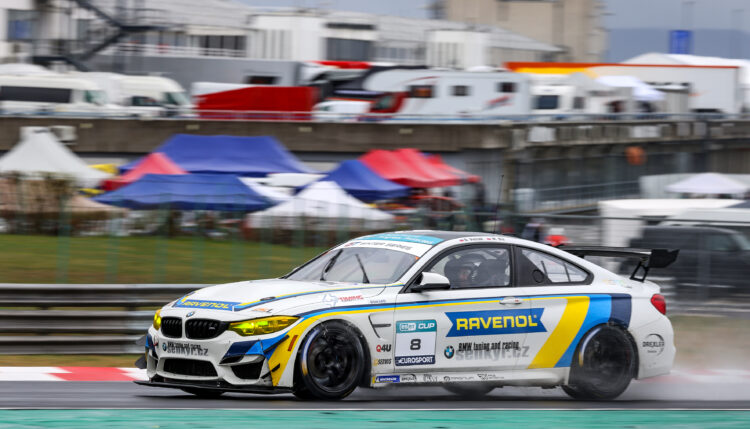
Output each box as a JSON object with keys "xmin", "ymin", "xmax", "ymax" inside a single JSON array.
[
  {"xmin": 173, "ymin": 299, "xmax": 241, "ymax": 311},
  {"xmin": 395, "ymin": 320, "xmax": 437, "ymax": 366},
  {"xmin": 445, "ymin": 309, "xmax": 546, "ymax": 337}
]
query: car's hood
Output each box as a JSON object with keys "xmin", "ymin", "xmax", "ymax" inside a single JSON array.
[{"xmin": 170, "ymin": 278, "xmax": 388, "ymax": 317}]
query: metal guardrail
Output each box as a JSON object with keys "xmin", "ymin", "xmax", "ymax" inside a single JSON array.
[
  {"xmin": 0, "ymin": 283, "xmax": 203, "ymax": 354},
  {"xmin": 1, "ymin": 282, "xmax": 749, "ymax": 355}
]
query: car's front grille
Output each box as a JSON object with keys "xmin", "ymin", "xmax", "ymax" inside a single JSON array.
[
  {"xmin": 230, "ymin": 360, "xmax": 264, "ymax": 380},
  {"xmin": 161, "ymin": 317, "xmax": 182, "ymax": 338},
  {"xmin": 185, "ymin": 319, "xmax": 228, "ymax": 340},
  {"xmin": 162, "ymin": 358, "xmax": 217, "ymax": 377}
]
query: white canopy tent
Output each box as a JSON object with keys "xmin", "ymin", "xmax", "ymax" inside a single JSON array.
[
  {"xmin": 0, "ymin": 127, "xmax": 111, "ymax": 187},
  {"xmin": 248, "ymin": 181, "xmax": 393, "ymax": 230},
  {"xmin": 666, "ymin": 172, "xmax": 749, "ymax": 195}
]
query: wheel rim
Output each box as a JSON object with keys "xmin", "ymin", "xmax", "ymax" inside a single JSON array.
[
  {"xmin": 305, "ymin": 328, "xmax": 360, "ymax": 393},
  {"xmin": 581, "ymin": 331, "xmax": 632, "ymax": 386}
]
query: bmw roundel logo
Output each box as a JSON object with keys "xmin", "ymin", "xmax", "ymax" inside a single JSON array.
[
  {"xmin": 162, "ymin": 343, "xmax": 167, "ymax": 351},
  {"xmin": 444, "ymin": 346, "xmax": 455, "ymax": 359},
  {"xmin": 186, "ymin": 311, "xmax": 195, "ymax": 318}
]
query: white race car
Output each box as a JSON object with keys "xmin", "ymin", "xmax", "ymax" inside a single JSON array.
[{"xmin": 136, "ymin": 230, "xmax": 677, "ymax": 400}]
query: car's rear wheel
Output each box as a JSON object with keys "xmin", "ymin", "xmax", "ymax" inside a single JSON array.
[
  {"xmin": 180, "ymin": 387, "xmax": 224, "ymax": 398},
  {"xmin": 293, "ymin": 321, "xmax": 366, "ymax": 400},
  {"xmin": 563, "ymin": 325, "xmax": 635, "ymax": 400},
  {"xmin": 443, "ymin": 384, "xmax": 494, "ymax": 397}
]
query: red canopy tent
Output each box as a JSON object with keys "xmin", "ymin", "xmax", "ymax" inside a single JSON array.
[
  {"xmin": 424, "ymin": 154, "xmax": 481, "ymax": 184},
  {"xmin": 102, "ymin": 153, "xmax": 187, "ymax": 191},
  {"xmin": 360, "ymin": 150, "xmax": 442, "ymax": 188},
  {"xmin": 391, "ymin": 148, "xmax": 460, "ymax": 187}
]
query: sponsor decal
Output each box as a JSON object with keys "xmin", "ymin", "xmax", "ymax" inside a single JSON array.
[
  {"xmin": 423, "ymin": 374, "xmax": 440, "ymax": 383},
  {"xmin": 446, "ymin": 309, "xmax": 546, "ymax": 337},
  {"xmin": 185, "ymin": 311, "xmax": 195, "ymax": 318},
  {"xmin": 373, "ymin": 358, "xmax": 392, "ymax": 366},
  {"xmin": 321, "ymin": 293, "xmax": 338, "ymax": 307},
  {"xmin": 443, "ymin": 375, "xmax": 475, "ymax": 382},
  {"xmin": 453, "ymin": 340, "xmax": 530, "ymax": 361},
  {"xmin": 370, "ymin": 298, "xmax": 387, "ymax": 304},
  {"xmin": 339, "ymin": 295, "xmax": 363, "ymax": 302},
  {"xmin": 401, "ymin": 374, "xmax": 417, "ymax": 383},
  {"xmin": 359, "ymin": 233, "xmax": 444, "ymax": 245},
  {"xmin": 375, "ymin": 375, "xmax": 400, "ymax": 383},
  {"xmin": 174, "ymin": 299, "xmax": 239, "ymax": 311},
  {"xmin": 642, "ymin": 334, "xmax": 665, "ymax": 356},
  {"xmin": 444, "ymin": 345, "xmax": 455, "ymax": 359},
  {"xmin": 161, "ymin": 341, "xmax": 208, "ymax": 357},
  {"xmin": 395, "ymin": 320, "xmax": 437, "ymax": 367},
  {"xmin": 252, "ymin": 307, "xmax": 273, "ymax": 313},
  {"xmin": 477, "ymin": 373, "xmax": 500, "ymax": 381},
  {"xmin": 341, "ymin": 240, "xmax": 432, "ymax": 257},
  {"xmin": 376, "ymin": 344, "xmax": 392, "ymax": 353}
]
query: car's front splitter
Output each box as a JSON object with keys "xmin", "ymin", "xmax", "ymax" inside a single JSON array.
[{"xmin": 134, "ymin": 377, "xmax": 292, "ymax": 395}]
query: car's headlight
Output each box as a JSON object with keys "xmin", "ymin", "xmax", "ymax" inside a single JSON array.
[
  {"xmin": 228, "ymin": 316, "xmax": 299, "ymax": 336},
  {"xmin": 153, "ymin": 309, "xmax": 162, "ymax": 330}
]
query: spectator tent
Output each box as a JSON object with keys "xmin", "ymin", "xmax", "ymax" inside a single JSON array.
[
  {"xmin": 320, "ymin": 160, "xmax": 409, "ymax": 202},
  {"xmin": 360, "ymin": 149, "xmax": 457, "ymax": 188},
  {"xmin": 94, "ymin": 173, "xmax": 273, "ymax": 211},
  {"xmin": 102, "ymin": 153, "xmax": 187, "ymax": 191},
  {"xmin": 424, "ymin": 154, "xmax": 481, "ymax": 184},
  {"xmin": 120, "ymin": 134, "xmax": 316, "ymax": 177},
  {"xmin": 666, "ymin": 172, "xmax": 749, "ymax": 195},
  {"xmin": 0, "ymin": 127, "xmax": 110, "ymax": 187},
  {"xmin": 248, "ymin": 181, "xmax": 393, "ymax": 230}
]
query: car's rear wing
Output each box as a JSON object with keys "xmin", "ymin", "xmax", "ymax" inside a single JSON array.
[{"xmin": 559, "ymin": 246, "xmax": 679, "ymax": 282}]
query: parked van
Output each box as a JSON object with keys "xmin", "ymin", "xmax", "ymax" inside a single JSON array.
[
  {"xmin": 0, "ymin": 75, "xmax": 107, "ymax": 114},
  {"xmin": 627, "ymin": 226, "xmax": 750, "ymax": 295},
  {"xmin": 77, "ymin": 73, "xmax": 192, "ymax": 117}
]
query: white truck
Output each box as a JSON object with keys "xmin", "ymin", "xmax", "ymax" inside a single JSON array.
[{"xmin": 362, "ymin": 69, "xmax": 531, "ymax": 119}]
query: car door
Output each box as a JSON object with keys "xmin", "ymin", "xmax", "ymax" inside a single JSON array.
[
  {"xmin": 512, "ymin": 246, "xmax": 597, "ymax": 371},
  {"xmin": 394, "ymin": 244, "xmax": 534, "ymax": 376}
]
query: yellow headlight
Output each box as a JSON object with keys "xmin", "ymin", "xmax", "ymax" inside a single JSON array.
[
  {"xmin": 228, "ymin": 316, "xmax": 299, "ymax": 336},
  {"xmin": 153, "ymin": 309, "xmax": 162, "ymax": 330}
]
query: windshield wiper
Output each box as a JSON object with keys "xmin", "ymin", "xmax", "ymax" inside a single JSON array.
[
  {"xmin": 355, "ymin": 253, "xmax": 370, "ymax": 284},
  {"xmin": 320, "ymin": 250, "xmax": 342, "ymax": 281}
]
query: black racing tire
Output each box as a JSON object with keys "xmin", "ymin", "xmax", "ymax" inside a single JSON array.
[
  {"xmin": 293, "ymin": 320, "xmax": 366, "ymax": 400},
  {"xmin": 180, "ymin": 388, "xmax": 224, "ymax": 398},
  {"xmin": 443, "ymin": 384, "xmax": 494, "ymax": 397},
  {"xmin": 563, "ymin": 325, "xmax": 636, "ymax": 401}
]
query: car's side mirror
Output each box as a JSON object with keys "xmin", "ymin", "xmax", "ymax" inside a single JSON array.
[{"xmin": 411, "ymin": 272, "xmax": 451, "ymax": 292}]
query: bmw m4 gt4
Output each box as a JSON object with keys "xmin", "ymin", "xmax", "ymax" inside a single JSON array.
[{"xmin": 136, "ymin": 230, "xmax": 677, "ymax": 400}]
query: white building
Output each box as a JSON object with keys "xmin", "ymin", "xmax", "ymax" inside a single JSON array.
[{"xmin": 1, "ymin": 1, "xmax": 560, "ymax": 79}]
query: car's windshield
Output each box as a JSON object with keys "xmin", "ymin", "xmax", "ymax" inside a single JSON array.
[
  {"xmin": 734, "ymin": 232, "xmax": 750, "ymax": 251},
  {"xmin": 286, "ymin": 247, "xmax": 417, "ymax": 284}
]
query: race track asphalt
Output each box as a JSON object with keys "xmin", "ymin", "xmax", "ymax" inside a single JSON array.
[{"xmin": 2, "ymin": 378, "xmax": 750, "ymax": 410}]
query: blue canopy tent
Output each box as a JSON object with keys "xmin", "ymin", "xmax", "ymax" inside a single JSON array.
[
  {"xmin": 94, "ymin": 174, "xmax": 273, "ymax": 211},
  {"xmin": 320, "ymin": 159, "xmax": 410, "ymax": 202},
  {"xmin": 120, "ymin": 134, "xmax": 316, "ymax": 176}
]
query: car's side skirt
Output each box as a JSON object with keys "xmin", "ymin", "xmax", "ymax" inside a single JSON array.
[{"xmin": 371, "ymin": 367, "xmax": 568, "ymax": 388}]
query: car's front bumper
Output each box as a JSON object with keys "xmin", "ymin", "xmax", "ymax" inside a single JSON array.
[{"xmin": 143, "ymin": 327, "xmax": 282, "ymax": 389}]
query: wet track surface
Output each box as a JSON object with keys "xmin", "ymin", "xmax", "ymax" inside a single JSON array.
[{"xmin": 2, "ymin": 378, "xmax": 750, "ymax": 410}]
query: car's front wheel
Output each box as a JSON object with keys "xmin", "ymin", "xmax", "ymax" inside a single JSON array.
[
  {"xmin": 293, "ymin": 321, "xmax": 366, "ymax": 400},
  {"xmin": 563, "ymin": 325, "xmax": 635, "ymax": 400}
]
